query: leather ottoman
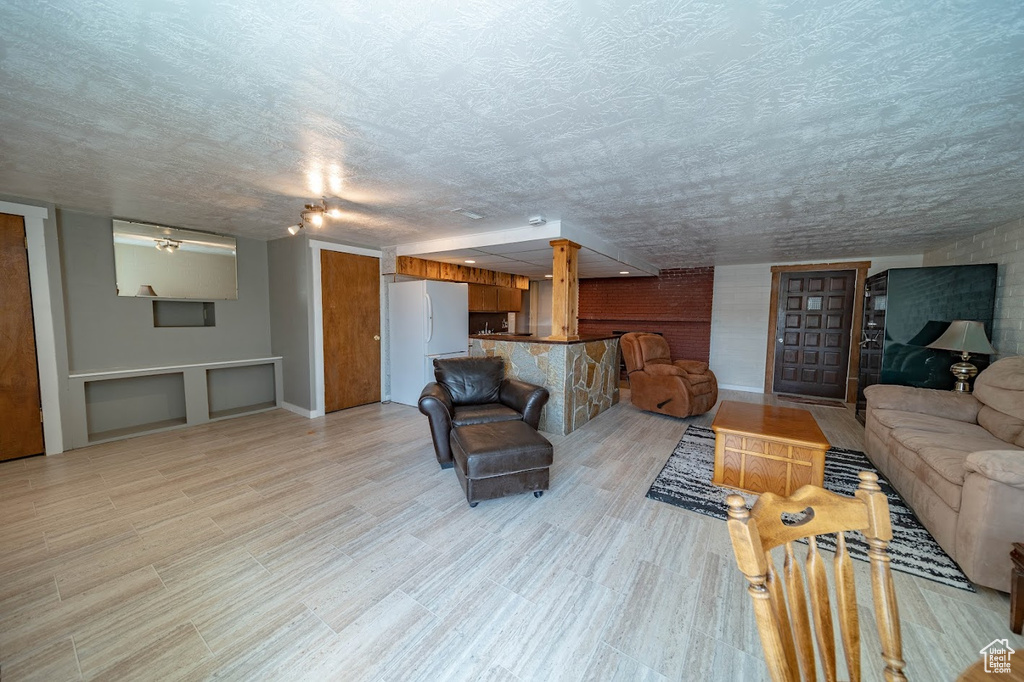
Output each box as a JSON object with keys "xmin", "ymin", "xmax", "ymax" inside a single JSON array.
[{"xmin": 449, "ymin": 420, "xmax": 553, "ymax": 507}]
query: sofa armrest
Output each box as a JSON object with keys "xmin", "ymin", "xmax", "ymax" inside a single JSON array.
[
  {"xmin": 500, "ymin": 379, "xmax": 550, "ymax": 430},
  {"xmin": 957, "ymin": 450, "xmax": 1024, "ymax": 590},
  {"xmin": 965, "ymin": 450, "xmax": 1024, "ymax": 489},
  {"xmin": 645, "ymin": 364, "xmax": 687, "ymax": 377},
  {"xmin": 863, "ymin": 384, "xmax": 980, "ymax": 423},
  {"xmin": 673, "ymin": 359, "xmax": 709, "ymax": 374},
  {"xmin": 418, "ymin": 383, "xmax": 455, "ymax": 468}
]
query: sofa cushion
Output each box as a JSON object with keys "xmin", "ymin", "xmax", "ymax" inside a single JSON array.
[
  {"xmin": 434, "ymin": 357, "xmax": 504, "ymax": 405},
  {"xmin": 452, "ymin": 403, "xmax": 522, "ymax": 427},
  {"xmin": 974, "ymin": 356, "xmax": 1024, "ymax": 419},
  {"xmin": 977, "ymin": 405, "xmax": 1024, "ymax": 445},
  {"xmin": 863, "ymin": 384, "xmax": 981, "ymax": 423},
  {"xmin": 871, "ymin": 409, "xmax": 994, "ymax": 440},
  {"xmin": 890, "ymin": 428, "xmax": 1011, "ymax": 511},
  {"xmin": 637, "ymin": 334, "xmax": 672, "ymax": 363}
]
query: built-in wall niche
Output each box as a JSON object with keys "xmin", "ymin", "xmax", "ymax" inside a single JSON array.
[
  {"xmin": 152, "ymin": 300, "xmax": 216, "ymax": 327},
  {"xmin": 68, "ymin": 357, "xmax": 283, "ymax": 449},
  {"xmin": 84, "ymin": 373, "xmax": 187, "ymax": 443},
  {"xmin": 207, "ymin": 363, "xmax": 277, "ymax": 419}
]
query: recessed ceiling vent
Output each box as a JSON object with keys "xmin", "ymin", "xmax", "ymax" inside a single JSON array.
[{"xmin": 451, "ymin": 208, "xmax": 483, "ymax": 220}]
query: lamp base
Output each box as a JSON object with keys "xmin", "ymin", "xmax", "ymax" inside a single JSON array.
[{"xmin": 949, "ymin": 361, "xmax": 978, "ymax": 393}]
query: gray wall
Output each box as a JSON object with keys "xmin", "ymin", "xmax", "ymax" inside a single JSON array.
[
  {"xmin": 59, "ymin": 210, "xmax": 272, "ymax": 372},
  {"xmin": 267, "ymin": 235, "xmax": 313, "ymax": 410}
]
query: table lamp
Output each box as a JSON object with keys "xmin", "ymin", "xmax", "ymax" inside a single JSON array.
[{"xmin": 926, "ymin": 320, "xmax": 996, "ymax": 393}]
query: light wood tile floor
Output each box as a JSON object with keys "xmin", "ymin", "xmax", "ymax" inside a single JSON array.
[{"xmin": 1, "ymin": 390, "xmax": 1020, "ymax": 680}]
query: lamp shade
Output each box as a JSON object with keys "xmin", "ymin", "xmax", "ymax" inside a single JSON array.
[
  {"xmin": 136, "ymin": 284, "xmax": 158, "ymax": 297},
  {"xmin": 926, "ymin": 320, "xmax": 996, "ymax": 355}
]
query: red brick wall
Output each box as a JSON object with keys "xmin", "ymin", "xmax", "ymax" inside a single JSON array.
[{"xmin": 578, "ymin": 267, "xmax": 715, "ymax": 361}]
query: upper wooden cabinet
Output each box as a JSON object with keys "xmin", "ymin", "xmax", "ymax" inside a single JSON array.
[
  {"xmin": 469, "ymin": 284, "xmax": 521, "ymax": 312},
  {"xmin": 497, "ymin": 286, "xmax": 522, "ymax": 312}
]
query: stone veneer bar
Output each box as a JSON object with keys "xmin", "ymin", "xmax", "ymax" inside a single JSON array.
[{"xmin": 470, "ymin": 335, "xmax": 620, "ymax": 435}]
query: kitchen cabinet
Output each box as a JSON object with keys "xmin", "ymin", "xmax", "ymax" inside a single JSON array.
[
  {"xmin": 497, "ymin": 287, "xmax": 522, "ymax": 312},
  {"xmin": 468, "ymin": 284, "xmax": 496, "ymax": 312},
  {"xmin": 469, "ymin": 284, "xmax": 522, "ymax": 312}
]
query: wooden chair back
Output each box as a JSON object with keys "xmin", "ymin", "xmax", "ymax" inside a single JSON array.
[{"xmin": 725, "ymin": 471, "xmax": 907, "ymax": 682}]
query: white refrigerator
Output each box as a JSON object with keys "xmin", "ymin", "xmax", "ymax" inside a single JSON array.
[{"xmin": 388, "ymin": 280, "xmax": 469, "ymax": 406}]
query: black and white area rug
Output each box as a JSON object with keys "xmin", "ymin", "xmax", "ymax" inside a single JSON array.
[{"xmin": 646, "ymin": 425, "xmax": 974, "ymax": 591}]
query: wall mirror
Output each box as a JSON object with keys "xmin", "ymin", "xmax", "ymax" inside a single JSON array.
[{"xmin": 113, "ymin": 219, "xmax": 238, "ymax": 300}]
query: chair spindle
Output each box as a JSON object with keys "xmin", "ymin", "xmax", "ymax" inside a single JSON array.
[
  {"xmin": 806, "ymin": 536, "xmax": 838, "ymax": 682},
  {"xmin": 835, "ymin": 532, "xmax": 861, "ymax": 682},
  {"xmin": 784, "ymin": 542, "xmax": 816, "ymax": 680}
]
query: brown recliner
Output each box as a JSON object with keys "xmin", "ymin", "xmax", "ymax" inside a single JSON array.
[{"xmin": 620, "ymin": 332, "xmax": 718, "ymax": 418}]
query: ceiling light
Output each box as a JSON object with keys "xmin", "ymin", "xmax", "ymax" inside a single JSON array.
[
  {"xmin": 155, "ymin": 238, "xmax": 180, "ymax": 253},
  {"xmin": 620, "ymin": 271, "xmax": 629, "ymax": 275},
  {"xmin": 323, "ymin": 198, "xmax": 346, "ymax": 219},
  {"xmin": 300, "ymin": 202, "xmax": 327, "ymax": 229},
  {"xmin": 465, "ymin": 259, "xmax": 476, "ymax": 264},
  {"xmin": 290, "ymin": 196, "xmax": 353, "ymax": 235},
  {"xmin": 545, "ymin": 274, "xmax": 553, "ymax": 278}
]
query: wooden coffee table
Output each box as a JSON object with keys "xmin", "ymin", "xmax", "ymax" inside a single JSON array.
[{"xmin": 711, "ymin": 401, "xmax": 830, "ymax": 497}]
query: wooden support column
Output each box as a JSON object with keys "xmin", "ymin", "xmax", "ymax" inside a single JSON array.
[{"xmin": 550, "ymin": 239, "xmax": 580, "ymax": 341}]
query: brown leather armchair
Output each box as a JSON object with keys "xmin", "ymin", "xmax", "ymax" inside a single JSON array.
[
  {"xmin": 620, "ymin": 332, "xmax": 718, "ymax": 418},
  {"xmin": 418, "ymin": 356, "xmax": 549, "ymax": 469}
]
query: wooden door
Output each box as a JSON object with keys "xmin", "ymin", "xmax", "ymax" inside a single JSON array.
[
  {"xmin": 0, "ymin": 214, "xmax": 44, "ymax": 460},
  {"xmin": 773, "ymin": 270, "xmax": 856, "ymax": 399},
  {"xmin": 321, "ymin": 250, "xmax": 381, "ymax": 412}
]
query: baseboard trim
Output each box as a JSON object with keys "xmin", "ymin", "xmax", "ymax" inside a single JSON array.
[
  {"xmin": 281, "ymin": 402, "xmax": 314, "ymax": 418},
  {"xmin": 718, "ymin": 383, "xmax": 763, "ymax": 393}
]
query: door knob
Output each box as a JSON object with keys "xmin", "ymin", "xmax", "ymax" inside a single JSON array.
[{"xmin": 374, "ymin": 335, "xmax": 380, "ymax": 341}]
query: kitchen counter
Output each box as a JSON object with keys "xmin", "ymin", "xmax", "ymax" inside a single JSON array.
[
  {"xmin": 469, "ymin": 333, "xmax": 620, "ymax": 344},
  {"xmin": 470, "ymin": 335, "xmax": 620, "ymax": 435}
]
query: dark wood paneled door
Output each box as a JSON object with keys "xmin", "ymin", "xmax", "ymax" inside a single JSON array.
[
  {"xmin": 0, "ymin": 213, "xmax": 44, "ymax": 460},
  {"xmin": 773, "ymin": 270, "xmax": 856, "ymax": 399},
  {"xmin": 322, "ymin": 250, "xmax": 381, "ymax": 412}
]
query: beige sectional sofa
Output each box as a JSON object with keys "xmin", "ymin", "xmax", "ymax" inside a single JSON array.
[{"xmin": 863, "ymin": 356, "xmax": 1024, "ymax": 591}]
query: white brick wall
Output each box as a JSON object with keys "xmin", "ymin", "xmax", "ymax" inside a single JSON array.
[
  {"xmin": 923, "ymin": 217, "xmax": 1024, "ymax": 358},
  {"xmin": 710, "ymin": 264, "xmax": 772, "ymax": 391},
  {"xmin": 710, "ymin": 254, "xmax": 924, "ymax": 392}
]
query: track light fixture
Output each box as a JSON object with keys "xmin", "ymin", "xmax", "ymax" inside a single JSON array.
[
  {"xmin": 155, "ymin": 238, "xmax": 181, "ymax": 253},
  {"xmin": 289, "ymin": 198, "xmax": 349, "ymax": 235}
]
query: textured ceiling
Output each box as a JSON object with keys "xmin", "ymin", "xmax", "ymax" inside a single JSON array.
[{"xmin": 1, "ymin": 0, "xmax": 1023, "ymax": 267}]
